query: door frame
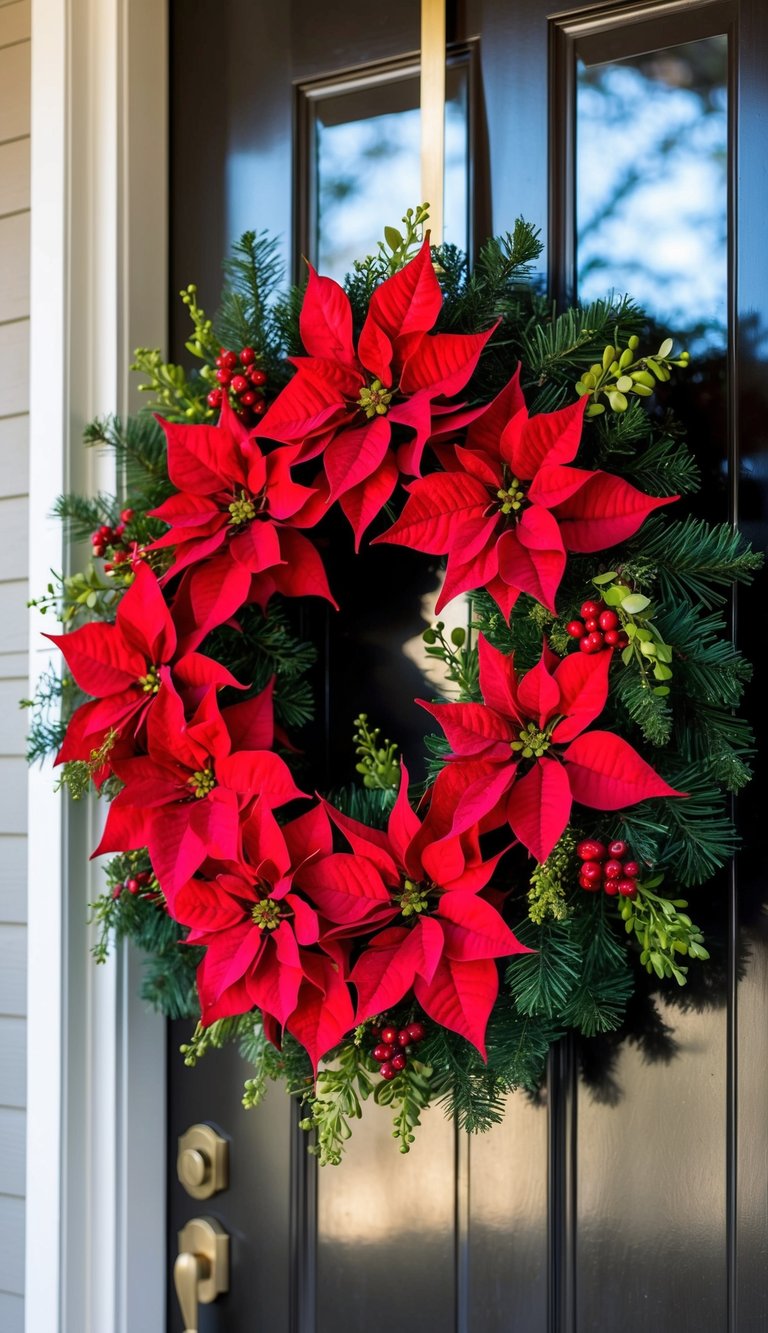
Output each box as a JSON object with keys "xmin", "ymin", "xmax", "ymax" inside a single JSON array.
[{"xmin": 26, "ymin": 1, "xmax": 169, "ymax": 1329}]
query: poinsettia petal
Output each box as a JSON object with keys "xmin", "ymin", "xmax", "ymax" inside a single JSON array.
[
  {"xmin": 216, "ymin": 750, "xmax": 305, "ymax": 807},
  {"xmin": 268, "ymin": 528, "xmax": 338, "ymax": 606},
  {"xmin": 438, "ymin": 890, "xmax": 528, "ymax": 962},
  {"xmin": 484, "ymin": 574, "xmax": 520, "ymax": 622},
  {"xmin": 222, "ymin": 680, "xmax": 275, "ymax": 751},
  {"xmin": 496, "ymin": 506, "xmax": 566, "ymax": 614},
  {"xmin": 286, "ymin": 956, "xmax": 356, "ymax": 1071},
  {"xmin": 298, "ymin": 853, "xmax": 393, "ymax": 925},
  {"xmin": 115, "ymin": 562, "xmax": 177, "ymax": 663},
  {"xmin": 477, "ymin": 634, "xmax": 522, "ymax": 723},
  {"xmin": 365, "ymin": 236, "xmax": 442, "ymax": 342},
  {"xmin": 319, "ymin": 802, "xmax": 400, "ymax": 883},
  {"xmin": 435, "ymin": 534, "xmax": 499, "ymax": 614},
  {"xmin": 45, "ymin": 623, "xmax": 144, "ymax": 698},
  {"xmin": 441, "ymin": 761, "xmax": 518, "ymax": 838},
  {"xmin": 453, "ymin": 445, "xmax": 503, "ymax": 489},
  {"xmin": 324, "ymin": 416, "xmax": 391, "ymax": 501},
  {"xmin": 172, "ymin": 557, "xmax": 252, "ymax": 653},
  {"xmin": 465, "ymin": 365, "xmax": 525, "ymax": 454},
  {"xmin": 562, "ymin": 731, "xmax": 684, "ymax": 809},
  {"xmin": 550, "ymin": 649, "xmax": 611, "ymax": 744},
  {"xmin": 417, "ymin": 699, "xmax": 516, "ymax": 758},
  {"xmin": 281, "ymin": 803, "xmax": 334, "ymax": 868},
  {"xmin": 246, "ymin": 930, "xmax": 304, "ymax": 1027},
  {"xmin": 300, "ymin": 265, "xmax": 356, "ymax": 363},
  {"xmin": 356, "ymin": 315, "xmax": 394, "ymax": 385},
  {"xmin": 505, "ymin": 756, "xmax": 572, "ymax": 862},
  {"xmin": 338, "ymin": 456, "xmax": 400, "ymax": 551},
  {"xmin": 229, "ymin": 518, "xmax": 283, "ymax": 573},
  {"xmin": 516, "ymin": 651, "xmax": 560, "ymax": 728},
  {"xmin": 284, "ymin": 893, "xmax": 321, "ymax": 946},
  {"xmin": 254, "ymin": 363, "xmax": 351, "ymax": 445},
  {"xmin": 501, "ymin": 396, "xmax": 587, "ymax": 481},
  {"xmin": 414, "ymin": 954, "xmax": 499, "ymax": 1057},
  {"xmin": 173, "ymin": 651, "xmax": 243, "ymax": 697},
  {"xmin": 527, "ymin": 462, "xmax": 595, "ymax": 510},
  {"xmin": 160, "ymin": 416, "xmax": 247, "ymax": 494},
  {"xmin": 386, "ymin": 762, "xmax": 421, "ymax": 865},
  {"xmin": 399, "ymin": 326, "xmax": 496, "ymax": 398},
  {"xmin": 374, "ymin": 470, "xmax": 490, "ymax": 554},
  {"xmin": 350, "ymin": 927, "xmax": 420, "ymax": 1022},
  {"xmin": 554, "ymin": 472, "xmax": 678, "ymax": 552}
]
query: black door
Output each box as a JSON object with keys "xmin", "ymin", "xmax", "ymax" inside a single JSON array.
[{"xmin": 167, "ymin": 2, "xmax": 768, "ymax": 1329}]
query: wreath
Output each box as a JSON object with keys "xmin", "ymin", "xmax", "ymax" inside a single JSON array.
[{"xmin": 29, "ymin": 209, "xmax": 761, "ymax": 1164}]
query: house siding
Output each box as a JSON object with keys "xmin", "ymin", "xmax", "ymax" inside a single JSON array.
[{"xmin": 0, "ymin": 0, "xmax": 30, "ymax": 1326}]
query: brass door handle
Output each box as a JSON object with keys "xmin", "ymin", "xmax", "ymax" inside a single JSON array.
[{"xmin": 174, "ymin": 1216, "xmax": 229, "ymax": 1332}]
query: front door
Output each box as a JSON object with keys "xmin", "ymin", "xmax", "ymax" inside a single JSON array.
[{"xmin": 166, "ymin": 1, "xmax": 768, "ymax": 1329}]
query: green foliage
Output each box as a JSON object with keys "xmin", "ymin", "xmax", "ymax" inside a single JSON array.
[
  {"xmin": 373, "ymin": 1059, "xmax": 433, "ymax": 1154},
  {"xmin": 508, "ymin": 897, "xmax": 633, "ymax": 1036},
  {"xmin": 202, "ymin": 601, "xmax": 317, "ymax": 731},
  {"xmin": 215, "ymin": 230, "xmax": 288, "ymax": 381},
  {"xmin": 298, "ymin": 1042, "xmax": 376, "ymax": 1166},
  {"xmin": 575, "ymin": 332, "xmax": 690, "ymax": 417},
  {"xmin": 527, "ymin": 831, "xmax": 576, "ymax": 923},
  {"xmin": 626, "ymin": 515, "xmax": 763, "ymax": 608},
  {"xmin": 619, "ymin": 877, "xmax": 709, "ymax": 985},
  {"xmin": 352, "ymin": 713, "xmax": 400, "ymax": 791},
  {"xmin": 343, "ymin": 204, "xmax": 431, "ymax": 316},
  {"xmin": 420, "ymin": 618, "xmax": 479, "ymax": 699},
  {"xmin": 83, "ymin": 414, "xmax": 172, "ymax": 511}
]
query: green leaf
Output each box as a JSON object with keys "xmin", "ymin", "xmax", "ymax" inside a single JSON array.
[{"xmin": 621, "ymin": 593, "xmax": 651, "ymax": 614}]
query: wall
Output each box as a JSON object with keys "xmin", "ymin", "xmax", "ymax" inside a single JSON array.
[{"xmin": 0, "ymin": 0, "xmax": 29, "ymax": 1329}]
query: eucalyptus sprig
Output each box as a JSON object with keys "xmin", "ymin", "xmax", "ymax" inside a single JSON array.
[
  {"xmin": 592, "ymin": 571, "xmax": 675, "ymax": 695},
  {"xmin": 576, "ymin": 335, "xmax": 690, "ymax": 416},
  {"xmin": 421, "ymin": 620, "xmax": 479, "ymax": 699},
  {"xmin": 619, "ymin": 876, "xmax": 709, "ymax": 984}
]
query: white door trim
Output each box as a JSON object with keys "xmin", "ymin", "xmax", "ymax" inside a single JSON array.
[{"xmin": 26, "ymin": 2, "xmax": 169, "ymax": 1329}]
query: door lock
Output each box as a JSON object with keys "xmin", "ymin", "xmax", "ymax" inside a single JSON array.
[
  {"xmin": 174, "ymin": 1216, "xmax": 229, "ymax": 1333},
  {"xmin": 177, "ymin": 1123, "xmax": 229, "ymax": 1199}
]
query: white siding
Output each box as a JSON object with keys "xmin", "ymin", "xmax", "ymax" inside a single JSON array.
[{"xmin": 0, "ymin": 0, "xmax": 29, "ymax": 1316}]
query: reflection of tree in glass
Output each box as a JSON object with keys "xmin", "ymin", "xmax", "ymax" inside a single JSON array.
[
  {"xmin": 577, "ymin": 37, "xmax": 727, "ymax": 354},
  {"xmin": 317, "ymin": 98, "xmax": 467, "ymax": 281}
]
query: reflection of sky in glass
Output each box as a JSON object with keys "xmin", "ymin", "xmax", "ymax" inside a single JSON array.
[
  {"xmin": 577, "ymin": 37, "xmax": 727, "ymax": 352},
  {"xmin": 316, "ymin": 74, "xmax": 468, "ymax": 281}
]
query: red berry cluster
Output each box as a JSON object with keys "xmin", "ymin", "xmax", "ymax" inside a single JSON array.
[
  {"xmin": 566, "ymin": 599, "xmax": 629, "ymax": 655},
  {"xmin": 208, "ymin": 346, "xmax": 268, "ymax": 423},
  {"xmin": 371, "ymin": 1019, "xmax": 426, "ymax": 1080},
  {"xmin": 577, "ymin": 839, "xmax": 639, "ymax": 898},
  {"xmin": 112, "ymin": 869, "xmax": 154, "ymax": 900},
  {"xmin": 91, "ymin": 507, "xmax": 135, "ymax": 565}
]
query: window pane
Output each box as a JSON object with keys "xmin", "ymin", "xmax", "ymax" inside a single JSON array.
[
  {"xmin": 312, "ymin": 63, "xmax": 468, "ymax": 281},
  {"xmin": 576, "ymin": 37, "xmax": 728, "ymax": 352}
]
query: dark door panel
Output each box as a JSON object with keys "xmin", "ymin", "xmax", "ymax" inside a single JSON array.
[{"xmin": 167, "ymin": 2, "xmax": 768, "ymax": 1329}]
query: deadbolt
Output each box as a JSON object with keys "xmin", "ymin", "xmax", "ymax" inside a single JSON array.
[{"xmin": 177, "ymin": 1123, "xmax": 229, "ymax": 1200}]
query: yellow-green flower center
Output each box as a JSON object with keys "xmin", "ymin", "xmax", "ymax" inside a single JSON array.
[
  {"xmin": 496, "ymin": 477, "xmax": 527, "ymax": 515},
  {"xmin": 188, "ymin": 766, "xmax": 216, "ymax": 798},
  {"xmin": 251, "ymin": 898, "xmax": 281, "ymax": 930},
  {"xmin": 510, "ymin": 723, "xmax": 551, "ymax": 759},
  {"xmin": 228, "ymin": 490, "xmax": 258, "ymax": 526},
  {"xmin": 397, "ymin": 878, "xmax": 431, "ymax": 918},
  {"xmin": 138, "ymin": 664, "xmax": 160, "ymax": 694},
  {"xmin": 358, "ymin": 378, "xmax": 393, "ymax": 419}
]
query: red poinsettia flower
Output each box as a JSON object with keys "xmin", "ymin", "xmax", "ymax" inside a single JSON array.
[
  {"xmin": 255, "ymin": 239, "xmax": 495, "ymax": 546},
  {"xmin": 165, "ymin": 799, "xmax": 355, "ymax": 1067},
  {"xmin": 296, "ymin": 763, "xmax": 528, "ymax": 1055},
  {"xmin": 420, "ymin": 635, "xmax": 683, "ymax": 864},
  {"xmin": 46, "ymin": 562, "xmax": 240, "ymax": 778},
  {"xmin": 93, "ymin": 678, "xmax": 304, "ymax": 895},
  {"xmin": 147, "ymin": 397, "xmax": 335, "ymax": 644},
  {"xmin": 376, "ymin": 368, "xmax": 677, "ymax": 617}
]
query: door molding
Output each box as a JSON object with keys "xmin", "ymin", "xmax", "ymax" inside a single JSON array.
[{"xmin": 26, "ymin": 2, "xmax": 169, "ymax": 1329}]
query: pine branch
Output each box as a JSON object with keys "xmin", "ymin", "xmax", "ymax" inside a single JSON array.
[
  {"xmin": 215, "ymin": 230, "xmax": 287, "ymax": 373},
  {"xmin": 627, "ymin": 516, "xmax": 763, "ymax": 608}
]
